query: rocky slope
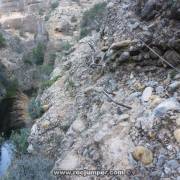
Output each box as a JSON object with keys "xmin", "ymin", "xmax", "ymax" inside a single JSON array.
[
  {"xmin": 0, "ymin": 0, "xmax": 180, "ymax": 179},
  {"xmin": 27, "ymin": 0, "xmax": 180, "ymax": 179}
]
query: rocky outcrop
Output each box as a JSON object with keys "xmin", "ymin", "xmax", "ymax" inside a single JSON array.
[
  {"xmin": 0, "ymin": 91, "xmax": 30, "ymax": 136},
  {"xmin": 0, "ymin": 0, "xmax": 49, "ymax": 43},
  {"xmin": 0, "ymin": 61, "xmax": 30, "ymax": 137}
]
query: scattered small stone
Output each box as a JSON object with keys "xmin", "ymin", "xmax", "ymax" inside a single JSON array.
[
  {"xmin": 166, "ymin": 160, "xmax": 179, "ymax": 169},
  {"xmin": 117, "ymin": 114, "xmax": 129, "ymax": 122},
  {"xmin": 174, "ymin": 129, "xmax": 180, "ymax": 142},
  {"xmin": 132, "ymin": 146, "xmax": 153, "ymax": 165},
  {"xmin": 155, "ymin": 86, "xmax": 165, "ymax": 96},
  {"xmin": 153, "ymin": 98, "xmax": 180, "ymax": 117},
  {"xmin": 157, "ymin": 154, "xmax": 166, "ymax": 167},
  {"xmin": 145, "ymin": 81, "xmax": 158, "ymax": 87},
  {"xmin": 168, "ymin": 81, "xmax": 180, "ymax": 92},
  {"xmin": 141, "ymin": 87, "xmax": 153, "ymax": 102},
  {"xmin": 119, "ymin": 51, "xmax": 130, "ymax": 62},
  {"xmin": 127, "ymin": 92, "xmax": 141, "ymax": 101}
]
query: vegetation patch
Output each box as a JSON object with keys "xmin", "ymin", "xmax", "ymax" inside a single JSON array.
[
  {"xmin": 0, "ymin": 33, "xmax": 6, "ymax": 47},
  {"xmin": 6, "ymin": 78, "xmax": 19, "ymax": 98},
  {"xmin": 28, "ymin": 98, "xmax": 44, "ymax": 119},
  {"xmin": 40, "ymin": 75, "xmax": 61, "ymax": 90},
  {"xmin": 60, "ymin": 41, "xmax": 72, "ymax": 51},
  {"xmin": 10, "ymin": 128, "xmax": 30, "ymax": 154},
  {"xmin": 80, "ymin": 2, "xmax": 107, "ymax": 39},
  {"xmin": 4, "ymin": 154, "xmax": 55, "ymax": 180},
  {"xmin": 23, "ymin": 43, "xmax": 46, "ymax": 65},
  {"xmin": 39, "ymin": 64, "xmax": 54, "ymax": 78},
  {"xmin": 32, "ymin": 43, "xmax": 46, "ymax": 65}
]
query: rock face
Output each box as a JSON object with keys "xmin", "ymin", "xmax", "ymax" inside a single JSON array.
[
  {"xmin": 1, "ymin": 0, "xmax": 180, "ymax": 179},
  {"xmin": 46, "ymin": 0, "xmax": 103, "ymax": 45},
  {"xmin": 0, "ymin": 91, "xmax": 30, "ymax": 135}
]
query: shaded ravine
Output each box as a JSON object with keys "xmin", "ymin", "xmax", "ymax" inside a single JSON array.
[{"xmin": 0, "ymin": 93, "xmax": 30, "ymax": 177}]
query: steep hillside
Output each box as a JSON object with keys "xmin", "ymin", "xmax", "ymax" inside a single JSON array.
[
  {"xmin": 27, "ymin": 0, "xmax": 180, "ymax": 179},
  {"xmin": 0, "ymin": 0, "xmax": 180, "ymax": 179}
]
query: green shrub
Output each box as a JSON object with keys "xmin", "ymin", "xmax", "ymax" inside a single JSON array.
[
  {"xmin": 28, "ymin": 98, "xmax": 44, "ymax": 119},
  {"xmin": 40, "ymin": 75, "xmax": 61, "ymax": 90},
  {"xmin": 80, "ymin": 2, "xmax": 107, "ymax": 39},
  {"xmin": 32, "ymin": 43, "xmax": 46, "ymax": 65},
  {"xmin": 60, "ymin": 41, "xmax": 72, "ymax": 51},
  {"xmin": 22, "ymin": 52, "xmax": 33, "ymax": 65},
  {"xmin": 0, "ymin": 33, "xmax": 6, "ymax": 47},
  {"xmin": 6, "ymin": 78, "xmax": 19, "ymax": 98},
  {"xmin": 49, "ymin": 53, "xmax": 57, "ymax": 65},
  {"xmin": 40, "ymin": 64, "xmax": 54, "ymax": 77},
  {"xmin": 4, "ymin": 155, "xmax": 55, "ymax": 180},
  {"xmin": 23, "ymin": 43, "xmax": 46, "ymax": 65},
  {"xmin": 10, "ymin": 128, "xmax": 30, "ymax": 154}
]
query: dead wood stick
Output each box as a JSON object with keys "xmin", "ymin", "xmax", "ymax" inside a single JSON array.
[{"xmin": 103, "ymin": 90, "xmax": 132, "ymax": 109}]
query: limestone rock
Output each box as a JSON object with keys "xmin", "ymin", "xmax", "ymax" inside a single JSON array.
[
  {"xmin": 42, "ymin": 104, "xmax": 50, "ymax": 112},
  {"xmin": 174, "ymin": 129, "xmax": 180, "ymax": 142},
  {"xmin": 110, "ymin": 40, "xmax": 132, "ymax": 50},
  {"xmin": 132, "ymin": 146, "xmax": 153, "ymax": 165},
  {"xmin": 141, "ymin": 87, "xmax": 153, "ymax": 102}
]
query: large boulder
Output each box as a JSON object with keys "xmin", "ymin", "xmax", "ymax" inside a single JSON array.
[{"xmin": 141, "ymin": 0, "xmax": 157, "ymax": 20}]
